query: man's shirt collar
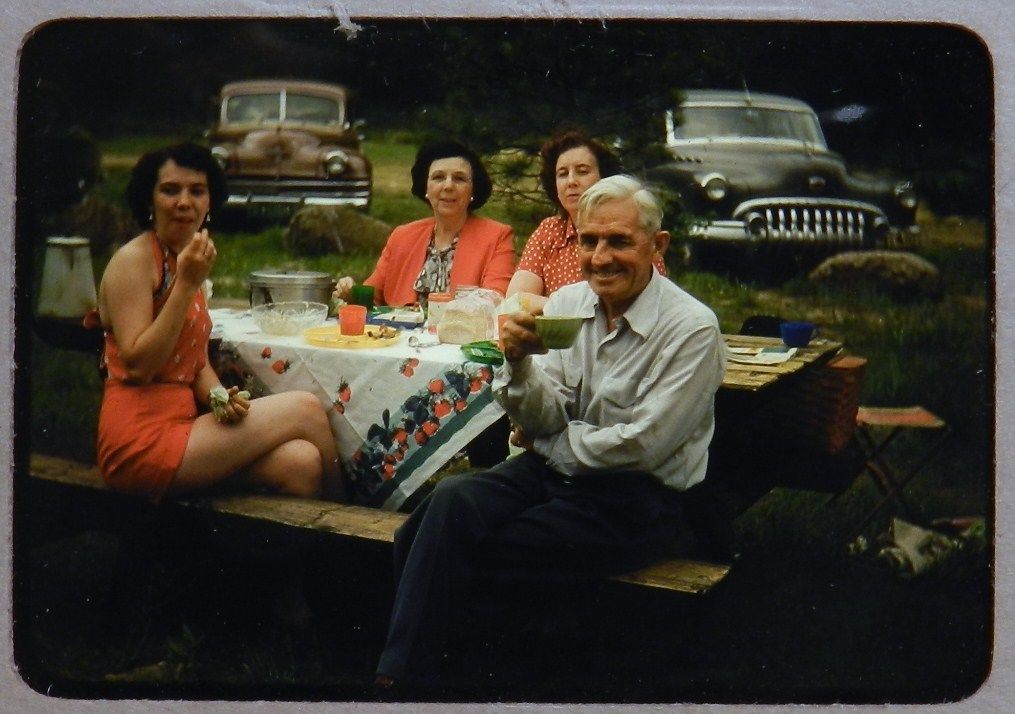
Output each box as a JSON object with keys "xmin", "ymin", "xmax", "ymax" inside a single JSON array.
[{"xmin": 588, "ymin": 270, "xmax": 663, "ymax": 338}]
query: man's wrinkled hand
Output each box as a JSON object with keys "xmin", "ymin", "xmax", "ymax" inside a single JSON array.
[{"xmin": 510, "ymin": 424, "xmax": 534, "ymax": 451}]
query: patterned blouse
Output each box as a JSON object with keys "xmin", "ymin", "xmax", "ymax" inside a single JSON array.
[
  {"xmin": 412, "ymin": 233, "xmax": 459, "ymax": 305},
  {"xmin": 517, "ymin": 215, "xmax": 668, "ymax": 296}
]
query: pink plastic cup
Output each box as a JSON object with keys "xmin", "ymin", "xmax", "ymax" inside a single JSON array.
[{"xmin": 339, "ymin": 304, "xmax": 367, "ymax": 336}]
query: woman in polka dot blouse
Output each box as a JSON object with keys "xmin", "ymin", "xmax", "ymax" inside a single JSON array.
[{"xmin": 506, "ymin": 128, "xmax": 667, "ymax": 312}]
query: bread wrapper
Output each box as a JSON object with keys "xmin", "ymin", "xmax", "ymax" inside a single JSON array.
[{"xmin": 436, "ymin": 290, "xmax": 499, "ymax": 344}]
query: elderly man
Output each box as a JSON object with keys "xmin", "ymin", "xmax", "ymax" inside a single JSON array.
[{"xmin": 375, "ymin": 174, "xmax": 726, "ymax": 688}]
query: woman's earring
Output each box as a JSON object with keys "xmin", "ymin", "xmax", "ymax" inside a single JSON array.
[
  {"xmin": 148, "ymin": 209, "xmax": 154, "ymax": 222},
  {"xmin": 205, "ymin": 212, "xmax": 212, "ymax": 226}
]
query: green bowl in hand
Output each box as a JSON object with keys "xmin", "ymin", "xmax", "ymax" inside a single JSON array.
[{"xmin": 535, "ymin": 316, "xmax": 583, "ymax": 349}]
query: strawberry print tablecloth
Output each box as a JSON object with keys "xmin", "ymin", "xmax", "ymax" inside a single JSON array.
[{"xmin": 210, "ymin": 308, "xmax": 504, "ymax": 510}]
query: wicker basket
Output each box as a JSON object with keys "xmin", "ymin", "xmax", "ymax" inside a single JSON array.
[{"xmin": 759, "ymin": 354, "xmax": 867, "ymax": 455}]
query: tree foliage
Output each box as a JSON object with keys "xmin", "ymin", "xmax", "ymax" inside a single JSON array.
[{"xmin": 18, "ymin": 19, "xmax": 993, "ymax": 217}]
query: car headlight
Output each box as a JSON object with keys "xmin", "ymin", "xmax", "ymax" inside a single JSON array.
[
  {"xmin": 324, "ymin": 150, "xmax": 349, "ymax": 176},
  {"xmin": 210, "ymin": 145, "xmax": 231, "ymax": 170},
  {"xmin": 894, "ymin": 182, "xmax": 918, "ymax": 210},
  {"xmin": 700, "ymin": 173, "xmax": 728, "ymax": 202},
  {"xmin": 745, "ymin": 212, "xmax": 768, "ymax": 238},
  {"xmin": 871, "ymin": 216, "xmax": 890, "ymax": 242}
]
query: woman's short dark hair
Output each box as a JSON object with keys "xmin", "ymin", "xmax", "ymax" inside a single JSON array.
[
  {"xmin": 410, "ymin": 140, "xmax": 493, "ymax": 210},
  {"xmin": 539, "ymin": 128, "xmax": 622, "ymax": 212},
  {"xmin": 125, "ymin": 142, "xmax": 228, "ymax": 228}
]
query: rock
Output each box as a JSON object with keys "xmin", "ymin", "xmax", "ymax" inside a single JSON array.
[
  {"xmin": 808, "ymin": 250, "xmax": 943, "ymax": 300},
  {"xmin": 283, "ymin": 206, "xmax": 392, "ymax": 256}
]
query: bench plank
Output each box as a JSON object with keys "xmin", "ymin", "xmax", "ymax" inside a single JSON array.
[
  {"xmin": 28, "ymin": 453, "xmax": 730, "ymax": 595},
  {"xmin": 207, "ymin": 494, "xmax": 408, "ymax": 542}
]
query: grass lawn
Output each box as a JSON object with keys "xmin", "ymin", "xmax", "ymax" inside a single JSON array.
[{"xmin": 17, "ymin": 137, "xmax": 994, "ymax": 703}]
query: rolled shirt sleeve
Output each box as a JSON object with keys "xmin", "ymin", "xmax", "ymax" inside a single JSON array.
[{"xmin": 493, "ymin": 351, "xmax": 572, "ymax": 438}]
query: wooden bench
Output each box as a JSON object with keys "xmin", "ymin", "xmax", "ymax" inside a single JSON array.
[{"xmin": 28, "ymin": 453, "xmax": 731, "ymax": 596}]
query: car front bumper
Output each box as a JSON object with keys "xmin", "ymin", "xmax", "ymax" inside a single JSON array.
[
  {"xmin": 224, "ymin": 178, "xmax": 371, "ymax": 209},
  {"xmin": 688, "ymin": 197, "xmax": 916, "ymax": 248},
  {"xmin": 689, "ymin": 221, "xmax": 919, "ymax": 246}
]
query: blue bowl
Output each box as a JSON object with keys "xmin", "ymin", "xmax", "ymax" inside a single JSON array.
[{"xmin": 780, "ymin": 321, "xmax": 817, "ymax": 347}]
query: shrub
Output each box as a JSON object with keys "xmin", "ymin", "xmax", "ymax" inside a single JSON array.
[
  {"xmin": 38, "ymin": 191, "xmax": 138, "ymax": 272},
  {"xmin": 913, "ymin": 166, "xmax": 991, "ymax": 218},
  {"xmin": 25, "ymin": 125, "xmax": 101, "ymax": 215},
  {"xmin": 66, "ymin": 193, "xmax": 139, "ymax": 254}
]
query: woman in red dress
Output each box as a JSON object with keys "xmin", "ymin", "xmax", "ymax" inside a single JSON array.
[{"xmin": 93, "ymin": 142, "xmax": 341, "ymax": 502}]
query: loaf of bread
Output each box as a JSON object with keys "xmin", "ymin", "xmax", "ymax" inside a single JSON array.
[
  {"xmin": 437, "ymin": 299, "xmax": 494, "ymax": 344},
  {"xmin": 437, "ymin": 311, "xmax": 488, "ymax": 344}
]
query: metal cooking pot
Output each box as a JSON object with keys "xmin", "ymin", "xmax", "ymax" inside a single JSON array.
[{"xmin": 247, "ymin": 269, "xmax": 336, "ymax": 308}]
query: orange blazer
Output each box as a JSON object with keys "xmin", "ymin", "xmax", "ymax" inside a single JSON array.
[{"xmin": 365, "ymin": 215, "xmax": 516, "ymax": 306}]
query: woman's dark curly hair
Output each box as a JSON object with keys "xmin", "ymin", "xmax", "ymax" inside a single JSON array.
[
  {"xmin": 410, "ymin": 140, "xmax": 493, "ymax": 210},
  {"xmin": 125, "ymin": 142, "xmax": 228, "ymax": 228},
  {"xmin": 539, "ymin": 128, "xmax": 622, "ymax": 213}
]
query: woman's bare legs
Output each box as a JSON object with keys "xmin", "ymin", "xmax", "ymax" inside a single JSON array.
[
  {"xmin": 170, "ymin": 391, "xmax": 343, "ymax": 499},
  {"xmin": 241, "ymin": 438, "xmax": 324, "ymax": 497}
]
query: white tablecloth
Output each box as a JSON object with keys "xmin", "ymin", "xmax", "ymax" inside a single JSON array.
[{"xmin": 210, "ymin": 308, "xmax": 504, "ymax": 510}]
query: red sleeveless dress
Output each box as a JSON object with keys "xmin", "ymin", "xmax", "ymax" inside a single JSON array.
[{"xmin": 93, "ymin": 233, "xmax": 212, "ymax": 502}]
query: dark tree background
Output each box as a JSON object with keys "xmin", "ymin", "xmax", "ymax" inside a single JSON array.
[{"xmin": 17, "ymin": 18, "xmax": 993, "ymax": 216}]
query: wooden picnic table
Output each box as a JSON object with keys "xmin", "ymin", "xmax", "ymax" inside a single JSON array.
[
  {"xmin": 708, "ymin": 334, "xmax": 853, "ymax": 529},
  {"xmin": 208, "ymin": 308, "xmax": 839, "ymax": 510},
  {"xmin": 721, "ymin": 335, "xmax": 843, "ymax": 392}
]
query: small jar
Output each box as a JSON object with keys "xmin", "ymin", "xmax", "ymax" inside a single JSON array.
[{"xmin": 425, "ymin": 292, "xmax": 454, "ymax": 333}]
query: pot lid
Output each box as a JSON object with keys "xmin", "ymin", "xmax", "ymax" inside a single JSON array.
[
  {"xmin": 247, "ymin": 269, "xmax": 334, "ymax": 286},
  {"xmin": 46, "ymin": 236, "xmax": 91, "ymax": 247}
]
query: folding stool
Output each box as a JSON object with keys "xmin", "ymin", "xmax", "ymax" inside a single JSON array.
[{"xmin": 848, "ymin": 405, "xmax": 949, "ymax": 535}]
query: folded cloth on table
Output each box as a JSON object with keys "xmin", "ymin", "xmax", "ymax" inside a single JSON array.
[
  {"xmin": 726, "ymin": 346, "xmax": 797, "ymax": 365},
  {"xmin": 370, "ymin": 308, "xmax": 424, "ymax": 328}
]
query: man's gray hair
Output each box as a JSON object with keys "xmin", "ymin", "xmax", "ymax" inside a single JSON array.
[{"xmin": 576, "ymin": 174, "xmax": 663, "ymax": 235}]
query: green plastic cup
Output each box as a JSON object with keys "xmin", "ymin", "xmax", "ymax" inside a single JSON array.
[
  {"xmin": 349, "ymin": 284, "xmax": 375, "ymax": 310},
  {"xmin": 535, "ymin": 316, "xmax": 583, "ymax": 349}
]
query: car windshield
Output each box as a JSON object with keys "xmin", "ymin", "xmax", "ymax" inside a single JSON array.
[
  {"xmin": 225, "ymin": 93, "xmax": 282, "ymax": 123},
  {"xmin": 223, "ymin": 91, "xmax": 344, "ymax": 125},
  {"xmin": 285, "ymin": 93, "xmax": 344, "ymax": 125},
  {"xmin": 675, "ymin": 105, "xmax": 825, "ymax": 145}
]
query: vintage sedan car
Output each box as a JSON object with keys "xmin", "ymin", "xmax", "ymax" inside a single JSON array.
[
  {"xmin": 646, "ymin": 90, "xmax": 919, "ymax": 265},
  {"xmin": 208, "ymin": 79, "xmax": 372, "ymax": 215}
]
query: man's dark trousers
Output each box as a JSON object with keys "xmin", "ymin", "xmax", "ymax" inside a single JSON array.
[{"xmin": 376, "ymin": 450, "xmax": 690, "ymax": 680}]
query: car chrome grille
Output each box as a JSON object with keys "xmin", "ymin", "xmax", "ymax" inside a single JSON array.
[{"xmin": 734, "ymin": 198, "xmax": 885, "ymax": 244}]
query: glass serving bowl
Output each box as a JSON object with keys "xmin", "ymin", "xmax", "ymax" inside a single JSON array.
[{"xmin": 251, "ymin": 301, "xmax": 329, "ymax": 336}]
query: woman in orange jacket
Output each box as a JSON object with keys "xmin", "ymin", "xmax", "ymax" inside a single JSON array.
[{"xmin": 335, "ymin": 140, "xmax": 515, "ymax": 308}]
